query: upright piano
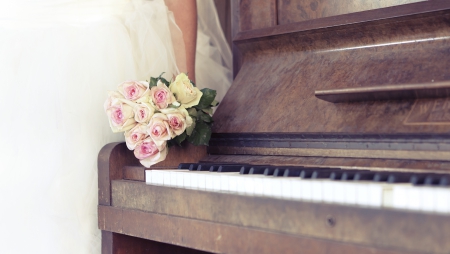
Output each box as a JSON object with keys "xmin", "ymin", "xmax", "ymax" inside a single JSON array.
[{"xmin": 98, "ymin": 0, "xmax": 450, "ymax": 253}]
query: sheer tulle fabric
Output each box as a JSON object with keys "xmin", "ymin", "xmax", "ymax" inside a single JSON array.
[{"xmin": 0, "ymin": 0, "xmax": 231, "ymax": 253}]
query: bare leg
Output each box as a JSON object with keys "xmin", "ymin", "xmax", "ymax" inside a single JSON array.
[{"xmin": 165, "ymin": 0, "xmax": 197, "ymax": 82}]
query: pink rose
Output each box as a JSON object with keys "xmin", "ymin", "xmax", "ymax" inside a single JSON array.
[
  {"xmin": 103, "ymin": 91, "xmax": 124, "ymax": 110},
  {"xmin": 105, "ymin": 98, "xmax": 136, "ymax": 133},
  {"xmin": 134, "ymin": 138, "xmax": 168, "ymax": 168},
  {"xmin": 118, "ymin": 81, "xmax": 149, "ymax": 102},
  {"xmin": 167, "ymin": 113, "xmax": 186, "ymax": 137},
  {"xmin": 124, "ymin": 124, "xmax": 148, "ymax": 150},
  {"xmin": 150, "ymin": 81, "xmax": 176, "ymax": 110},
  {"xmin": 133, "ymin": 102, "xmax": 155, "ymax": 123},
  {"xmin": 147, "ymin": 113, "xmax": 172, "ymax": 146}
]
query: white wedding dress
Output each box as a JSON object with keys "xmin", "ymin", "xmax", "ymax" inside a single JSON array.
[{"xmin": 0, "ymin": 0, "xmax": 231, "ymax": 253}]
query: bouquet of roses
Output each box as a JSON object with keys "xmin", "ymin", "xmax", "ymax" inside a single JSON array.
[{"xmin": 104, "ymin": 73, "xmax": 218, "ymax": 167}]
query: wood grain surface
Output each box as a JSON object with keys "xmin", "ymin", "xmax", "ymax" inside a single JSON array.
[
  {"xmin": 214, "ymin": 5, "xmax": 450, "ymax": 134},
  {"xmin": 99, "ymin": 205, "xmax": 416, "ymax": 254},
  {"xmin": 108, "ymin": 181, "xmax": 450, "ymax": 254}
]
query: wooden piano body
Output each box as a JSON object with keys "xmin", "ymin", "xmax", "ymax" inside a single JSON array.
[{"xmin": 98, "ymin": 0, "xmax": 450, "ymax": 253}]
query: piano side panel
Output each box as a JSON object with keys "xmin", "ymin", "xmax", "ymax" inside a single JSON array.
[
  {"xmin": 277, "ymin": 0, "xmax": 424, "ymax": 24},
  {"xmin": 213, "ymin": 8, "xmax": 450, "ymax": 134}
]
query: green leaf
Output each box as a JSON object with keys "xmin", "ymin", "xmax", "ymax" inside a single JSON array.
[
  {"xmin": 173, "ymin": 132, "xmax": 187, "ymax": 146},
  {"xmin": 187, "ymin": 121, "xmax": 212, "ymax": 146},
  {"xmin": 149, "ymin": 77, "xmax": 158, "ymax": 88},
  {"xmin": 198, "ymin": 110, "xmax": 213, "ymax": 122},
  {"xmin": 210, "ymin": 100, "xmax": 219, "ymax": 107},
  {"xmin": 187, "ymin": 108, "xmax": 197, "ymax": 118},
  {"xmin": 202, "ymin": 108, "xmax": 213, "ymax": 116},
  {"xmin": 159, "ymin": 77, "xmax": 170, "ymax": 87},
  {"xmin": 186, "ymin": 120, "xmax": 196, "ymax": 136},
  {"xmin": 195, "ymin": 88, "xmax": 216, "ymax": 110}
]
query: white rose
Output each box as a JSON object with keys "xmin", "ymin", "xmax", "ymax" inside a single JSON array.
[{"xmin": 169, "ymin": 73, "xmax": 202, "ymax": 108}]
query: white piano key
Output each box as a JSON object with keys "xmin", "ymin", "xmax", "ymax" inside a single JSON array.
[
  {"xmin": 212, "ymin": 174, "xmax": 222, "ymax": 191},
  {"xmin": 145, "ymin": 170, "xmax": 152, "ymax": 184},
  {"xmin": 321, "ymin": 181, "xmax": 334, "ymax": 203},
  {"xmin": 311, "ymin": 180, "xmax": 323, "ymax": 202},
  {"xmin": 281, "ymin": 178, "xmax": 293, "ymax": 199},
  {"xmin": 163, "ymin": 171, "xmax": 172, "ymax": 186},
  {"xmin": 170, "ymin": 171, "xmax": 179, "ymax": 187},
  {"xmin": 300, "ymin": 180, "xmax": 312, "ymax": 200},
  {"xmin": 421, "ymin": 186, "xmax": 436, "ymax": 212},
  {"xmin": 291, "ymin": 178, "xmax": 302, "ymax": 200},
  {"xmin": 205, "ymin": 174, "xmax": 215, "ymax": 191},
  {"xmin": 270, "ymin": 177, "xmax": 283, "ymax": 198},
  {"xmin": 392, "ymin": 185, "xmax": 409, "ymax": 209},
  {"xmin": 333, "ymin": 181, "xmax": 347, "ymax": 204},
  {"xmin": 343, "ymin": 182, "xmax": 358, "ymax": 205},
  {"xmin": 435, "ymin": 187, "xmax": 450, "ymax": 213},
  {"xmin": 253, "ymin": 176, "xmax": 266, "ymax": 196},
  {"xmin": 228, "ymin": 174, "xmax": 239, "ymax": 193},
  {"xmin": 356, "ymin": 182, "xmax": 368, "ymax": 206},
  {"xmin": 176, "ymin": 171, "xmax": 184, "ymax": 187},
  {"xmin": 236, "ymin": 175, "xmax": 249, "ymax": 194},
  {"xmin": 152, "ymin": 170, "xmax": 164, "ymax": 185},
  {"xmin": 197, "ymin": 173, "xmax": 206, "ymax": 190},
  {"xmin": 367, "ymin": 184, "xmax": 383, "ymax": 207},
  {"xmin": 406, "ymin": 187, "xmax": 422, "ymax": 211}
]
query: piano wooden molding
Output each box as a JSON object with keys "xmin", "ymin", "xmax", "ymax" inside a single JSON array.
[{"xmin": 315, "ymin": 81, "xmax": 450, "ymax": 103}]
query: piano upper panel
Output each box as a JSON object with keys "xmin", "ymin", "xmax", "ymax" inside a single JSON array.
[
  {"xmin": 214, "ymin": 1, "xmax": 450, "ymax": 135},
  {"xmin": 277, "ymin": 0, "xmax": 424, "ymax": 25}
]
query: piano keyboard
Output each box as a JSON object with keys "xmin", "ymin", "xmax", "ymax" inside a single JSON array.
[{"xmin": 145, "ymin": 163, "xmax": 450, "ymax": 214}]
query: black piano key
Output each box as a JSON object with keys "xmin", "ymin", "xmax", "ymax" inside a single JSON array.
[
  {"xmin": 353, "ymin": 172, "xmax": 377, "ymax": 181},
  {"xmin": 197, "ymin": 164, "xmax": 217, "ymax": 171},
  {"xmin": 373, "ymin": 173, "xmax": 389, "ymax": 182},
  {"xmin": 310, "ymin": 168, "xmax": 343, "ymax": 178},
  {"xmin": 274, "ymin": 168, "xmax": 289, "ymax": 177},
  {"xmin": 311, "ymin": 170, "xmax": 338, "ymax": 179},
  {"xmin": 249, "ymin": 166, "xmax": 273, "ymax": 175},
  {"xmin": 424, "ymin": 175, "xmax": 441, "ymax": 186},
  {"xmin": 208, "ymin": 165, "xmax": 221, "ymax": 172},
  {"xmin": 341, "ymin": 171, "xmax": 361, "ymax": 180},
  {"xmin": 240, "ymin": 165, "xmax": 259, "ymax": 174},
  {"xmin": 218, "ymin": 165, "xmax": 245, "ymax": 172},
  {"xmin": 282, "ymin": 168, "xmax": 303, "ymax": 177},
  {"xmin": 440, "ymin": 176, "xmax": 450, "ymax": 186},
  {"xmin": 329, "ymin": 170, "xmax": 367, "ymax": 180},
  {"xmin": 410, "ymin": 173, "xmax": 447, "ymax": 185},
  {"xmin": 410, "ymin": 174, "xmax": 429, "ymax": 185},
  {"xmin": 264, "ymin": 167, "xmax": 277, "ymax": 176},
  {"xmin": 178, "ymin": 163, "xmax": 194, "ymax": 169},
  {"xmin": 387, "ymin": 173, "xmax": 414, "ymax": 183}
]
